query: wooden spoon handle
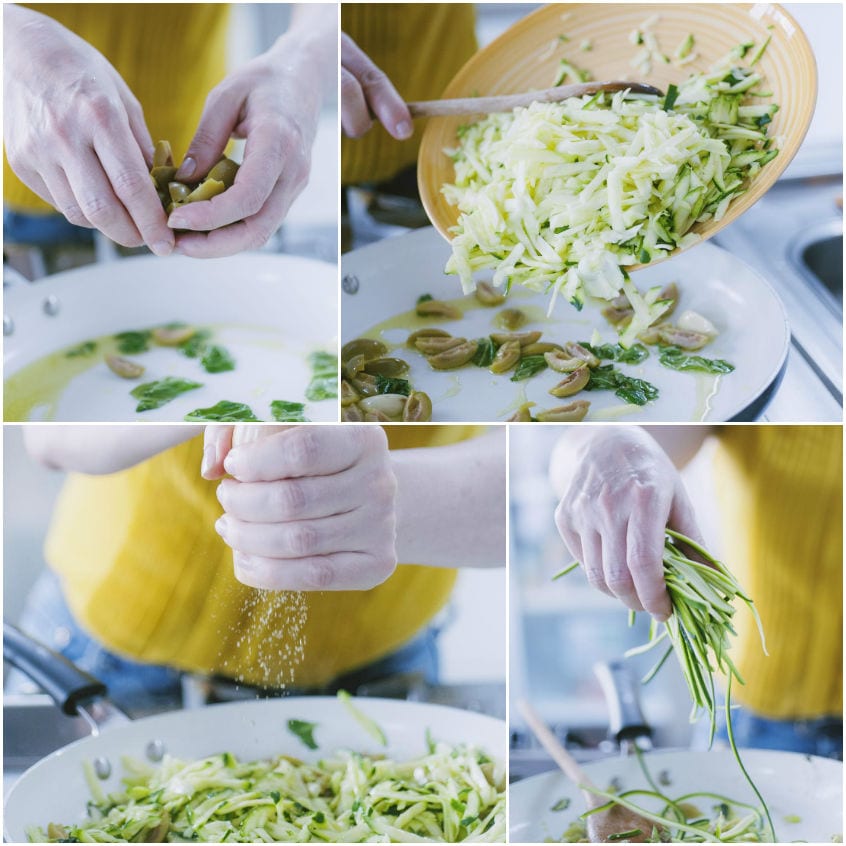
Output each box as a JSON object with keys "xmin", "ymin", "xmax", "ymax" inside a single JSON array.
[
  {"xmin": 407, "ymin": 81, "xmax": 662, "ymax": 118},
  {"xmin": 517, "ymin": 699, "xmax": 600, "ymax": 794}
]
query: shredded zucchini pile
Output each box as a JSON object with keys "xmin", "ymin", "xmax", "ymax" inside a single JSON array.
[
  {"xmin": 443, "ymin": 55, "xmax": 779, "ymax": 334},
  {"xmin": 29, "ymin": 742, "xmax": 505, "ymax": 843}
]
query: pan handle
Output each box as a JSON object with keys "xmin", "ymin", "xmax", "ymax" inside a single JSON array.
[
  {"xmin": 3, "ymin": 622, "xmax": 107, "ymax": 716},
  {"xmin": 594, "ymin": 660, "xmax": 653, "ymax": 750}
]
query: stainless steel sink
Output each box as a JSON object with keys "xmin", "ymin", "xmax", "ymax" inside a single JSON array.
[
  {"xmin": 712, "ymin": 175, "xmax": 843, "ymax": 420},
  {"xmin": 789, "ymin": 220, "xmax": 843, "ymax": 307}
]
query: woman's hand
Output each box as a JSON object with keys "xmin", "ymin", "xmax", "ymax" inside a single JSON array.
[
  {"xmin": 169, "ymin": 7, "xmax": 335, "ymax": 258},
  {"xmin": 551, "ymin": 428, "xmax": 704, "ymax": 621},
  {"xmin": 341, "ymin": 33, "xmax": 412, "ymax": 140},
  {"xmin": 3, "ymin": 6, "xmax": 173, "ymax": 254},
  {"xmin": 202, "ymin": 426, "xmax": 398, "ymax": 591}
]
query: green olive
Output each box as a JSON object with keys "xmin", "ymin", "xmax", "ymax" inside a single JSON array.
[
  {"xmin": 184, "ymin": 178, "xmax": 225, "ymax": 203},
  {"xmin": 415, "ymin": 336, "xmax": 465, "ymax": 354},
  {"xmin": 342, "ymin": 338, "xmax": 387, "ymax": 363},
  {"xmin": 206, "ymin": 157, "xmax": 239, "ymax": 188},
  {"xmin": 152, "ymin": 140, "xmax": 174, "ymax": 169},
  {"xmin": 407, "ymin": 328, "xmax": 451, "ymax": 347},
  {"xmin": 427, "ymin": 340, "xmax": 478, "ymax": 370},
  {"xmin": 403, "ymin": 391, "xmax": 432, "ymax": 422},
  {"xmin": 489, "ymin": 340, "xmax": 521, "ymax": 374},
  {"xmin": 168, "ymin": 182, "xmax": 191, "ymax": 203},
  {"xmin": 363, "ymin": 357, "xmax": 410, "ymax": 377},
  {"xmin": 536, "ymin": 400, "xmax": 590, "ymax": 422},
  {"xmin": 494, "ymin": 308, "xmax": 528, "ymax": 331},
  {"xmin": 549, "ymin": 366, "xmax": 590, "ymax": 398}
]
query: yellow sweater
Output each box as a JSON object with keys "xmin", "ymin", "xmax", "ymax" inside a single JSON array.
[
  {"xmin": 713, "ymin": 425, "xmax": 842, "ymax": 719},
  {"xmin": 45, "ymin": 426, "xmax": 482, "ymax": 688},
  {"xmin": 4, "ymin": 4, "xmax": 230, "ymax": 213},
  {"xmin": 341, "ymin": 4, "xmax": 477, "ymax": 186}
]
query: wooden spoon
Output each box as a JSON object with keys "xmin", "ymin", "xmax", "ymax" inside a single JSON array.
[
  {"xmin": 518, "ymin": 700, "xmax": 665, "ymax": 843},
  {"xmin": 407, "ymin": 80, "xmax": 663, "ymax": 118}
]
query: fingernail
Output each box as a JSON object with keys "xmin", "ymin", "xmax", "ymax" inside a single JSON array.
[
  {"xmin": 176, "ymin": 156, "xmax": 196, "ymax": 180},
  {"xmin": 168, "ymin": 214, "xmax": 187, "ymax": 229},
  {"xmin": 395, "ymin": 120, "xmax": 413, "ymax": 139},
  {"xmin": 215, "ymin": 516, "xmax": 227, "ymax": 536},
  {"xmin": 151, "ymin": 240, "xmax": 173, "ymax": 257},
  {"xmin": 215, "ymin": 482, "xmax": 226, "ymax": 503},
  {"xmin": 223, "ymin": 448, "xmax": 241, "ymax": 477},
  {"xmin": 201, "ymin": 444, "xmax": 215, "ymax": 477}
]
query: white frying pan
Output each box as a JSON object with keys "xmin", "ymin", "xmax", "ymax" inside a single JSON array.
[
  {"xmin": 3, "ymin": 253, "xmax": 338, "ymax": 422},
  {"xmin": 3, "ymin": 625, "xmax": 506, "ymax": 842},
  {"xmin": 509, "ymin": 748, "xmax": 842, "ymax": 842},
  {"xmin": 511, "ymin": 662, "xmax": 842, "ymax": 842}
]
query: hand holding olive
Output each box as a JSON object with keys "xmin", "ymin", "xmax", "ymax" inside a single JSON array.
[{"xmin": 3, "ymin": 6, "xmax": 173, "ymax": 255}]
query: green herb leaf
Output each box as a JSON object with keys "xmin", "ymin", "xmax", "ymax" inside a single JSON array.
[
  {"xmin": 131, "ymin": 377, "xmax": 203, "ymax": 412},
  {"xmin": 180, "ymin": 329, "xmax": 212, "ymax": 359},
  {"xmin": 114, "ymin": 330, "xmax": 151, "ymax": 355},
  {"xmin": 581, "ymin": 341, "xmax": 649, "ymax": 364},
  {"xmin": 66, "ymin": 341, "xmax": 98, "ymax": 358},
  {"xmin": 585, "ymin": 364, "xmax": 658, "ymax": 405},
  {"xmin": 308, "ymin": 350, "xmax": 337, "ymax": 377},
  {"xmin": 200, "ymin": 345, "xmax": 235, "ymax": 373},
  {"xmin": 305, "ymin": 375, "xmax": 337, "ymax": 402},
  {"xmin": 287, "ymin": 719, "xmax": 319, "ymax": 750},
  {"xmin": 306, "ymin": 351, "xmax": 338, "ymax": 401},
  {"xmin": 471, "ymin": 337, "xmax": 498, "ymax": 367},
  {"xmin": 658, "ymin": 345, "xmax": 735, "ymax": 374},
  {"xmin": 184, "ymin": 400, "xmax": 259, "ymax": 422},
  {"xmin": 550, "ymin": 798, "xmax": 571, "ymax": 812},
  {"xmin": 375, "ymin": 375, "xmax": 411, "ymax": 396},
  {"xmin": 270, "ymin": 400, "xmax": 308, "ymax": 422},
  {"xmin": 510, "ymin": 355, "xmax": 548, "ymax": 382},
  {"xmin": 416, "ymin": 293, "xmax": 434, "ymax": 305}
]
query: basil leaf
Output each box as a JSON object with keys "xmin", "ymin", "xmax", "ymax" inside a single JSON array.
[
  {"xmin": 550, "ymin": 798, "xmax": 571, "ymax": 812},
  {"xmin": 416, "ymin": 293, "xmax": 434, "ymax": 305},
  {"xmin": 659, "ymin": 345, "xmax": 735, "ymax": 374},
  {"xmin": 472, "ymin": 337, "xmax": 498, "ymax": 367},
  {"xmin": 306, "ymin": 350, "xmax": 338, "ymax": 400},
  {"xmin": 287, "ymin": 718, "xmax": 319, "ymax": 750},
  {"xmin": 375, "ymin": 375, "xmax": 411, "ymax": 396},
  {"xmin": 305, "ymin": 375, "xmax": 337, "ymax": 401},
  {"xmin": 114, "ymin": 330, "xmax": 151, "ymax": 355},
  {"xmin": 271, "ymin": 400, "xmax": 308, "ymax": 422},
  {"xmin": 184, "ymin": 400, "xmax": 259, "ymax": 422},
  {"xmin": 180, "ymin": 329, "xmax": 212, "ymax": 359},
  {"xmin": 200, "ymin": 345, "xmax": 235, "ymax": 374},
  {"xmin": 66, "ymin": 341, "xmax": 97, "ymax": 358},
  {"xmin": 510, "ymin": 355, "xmax": 548, "ymax": 382},
  {"xmin": 581, "ymin": 341, "xmax": 649, "ymax": 364},
  {"xmin": 308, "ymin": 350, "xmax": 337, "ymax": 377},
  {"xmin": 131, "ymin": 377, "xmax": 203, "ymax": 412},
  {"xmin": 585, "ymin": 364, "xmax": 658, "ymax": 406}
]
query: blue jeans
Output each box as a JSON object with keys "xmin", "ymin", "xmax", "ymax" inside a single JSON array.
[
  {"xmin": 691, "ymin": 695, "xmax": 842, "ymax": 760},
  {"xmin": 4, "ymin": 209, "xmax": 93, "ymax": 246},
  {"xmin": 7, "ymin": 571, "xmax": 440, "ymax": 712}
]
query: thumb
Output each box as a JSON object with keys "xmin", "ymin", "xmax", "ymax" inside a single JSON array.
[{"xmin": 175, "ymin": 87, "xmax": 242, "ymax": 181}]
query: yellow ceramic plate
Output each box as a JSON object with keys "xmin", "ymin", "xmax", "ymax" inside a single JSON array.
[{"xmin": 418, "ymin": 3, "xmax": 816, "ymax": 266}]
